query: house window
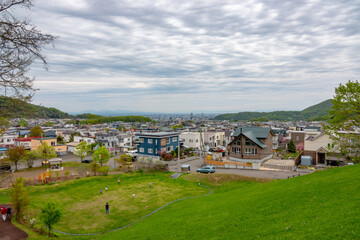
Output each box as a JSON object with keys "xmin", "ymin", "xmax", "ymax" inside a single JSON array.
[
  {"xmin": 155, "ymin": 140, "xmax": 158, "ymax": 145},
  {"xmin": 172, "ymin": 137, "xmax": 177, "ymax": 142},
  {"xmin": 236, "ymin": 140, "xmax": 241, "ymax": 145},
  {"xmin": 196, "ymin": 139, "xmax": 198, "ymax": 143},
  {"xmin": 232, "ymin": 147, "xmax": 241, "ymax": 154},
  {"xmin": 139, "ymin": 147, "xmax": 144, "ymax": 153},
  {"xmin": 140, "ymin": 138, "xmax": 144, "ymax": 143},
  {"xmin": 148, "ymin": 148, "xmax": 153, "ymax": 154},
  {"xmin": 148, "ymin": 139, "xmax": 153, "ymax": 144},
  {"xmin": 245, "ymin": 148, "xmax": 257, "ymax": 155},
  {"xmin": 167, "ymin": 138, "xmax": 170, "ymax": 144},
  {"xmin": 245, "ymin": 139, "xmax": 256, "ymax": 146},
  {"xmin": 51, "ymin": 142, "xmax": 55, "ymax": 146}
]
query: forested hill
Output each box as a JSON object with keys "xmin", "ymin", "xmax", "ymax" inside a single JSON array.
[
  {"xmin": 214, "ymin": 99, "xmax": 333, "ymax": 121},
  {"xmin": 0, "ymin": 96, "xmax": 73, "ymax": 119}
]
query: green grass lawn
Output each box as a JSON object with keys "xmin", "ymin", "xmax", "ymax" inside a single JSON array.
[
  {"xmin": 0, "ymin": 172, "xmax": 208, "ymax": 236},
  {"xmin": 1, "ymin": 165, "xmax": 360, "ymax": 239},
  {"xmin": 98, "ymin": 165, "xmax": 360, "ymax": 240}
]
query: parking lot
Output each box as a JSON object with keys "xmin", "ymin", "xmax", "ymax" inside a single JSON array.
[{"xmin": 169, "ymin": 157, "xmax": 309, "ymax": 179}]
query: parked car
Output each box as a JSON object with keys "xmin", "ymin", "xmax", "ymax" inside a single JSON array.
[
  {"xmin": 0, "ymin": 162, "xmax": 11, "ymax": 172},
  {"xmin": 81, "ymin": 158, "xmax": 92, "ymax": 163},
  {"xmin": 196, "ymin": 166, "xmax": 215, "ymax": 174}
]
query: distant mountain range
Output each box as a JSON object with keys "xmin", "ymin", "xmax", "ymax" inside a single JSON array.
[
  {"xmin": 0, "ymin": 96, "xmax": 333, "ymax": 121},
  {"xmin": 214, "ymin": 99, "xmax": 333, "ymax": 121}
]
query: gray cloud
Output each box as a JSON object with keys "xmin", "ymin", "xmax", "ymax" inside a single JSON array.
[{"xmin": 24, "ymin": 0, "xmax": 360, "ymax": 113}]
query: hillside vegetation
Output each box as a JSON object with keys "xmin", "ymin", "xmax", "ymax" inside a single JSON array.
[
  {"xmin": 0, "ymin": 96, "xmax": 72, "ymax": 119},
  {"xmin": 214, "ymin": 99, "xmax": 333, "ymax": 121}
]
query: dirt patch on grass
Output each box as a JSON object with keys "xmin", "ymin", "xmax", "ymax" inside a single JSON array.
[{"xmin": 182, "ymin": 173, "xmax": 272, "ymax": 186}]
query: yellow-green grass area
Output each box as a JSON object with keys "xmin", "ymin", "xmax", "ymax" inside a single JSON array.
[
  {"xmin": 0, "ymin": 172, "xmax": 208, "ymax": 236},
  {"xmin": 99, "ymin": 165, "xmax": 360, "ymax": 240}
]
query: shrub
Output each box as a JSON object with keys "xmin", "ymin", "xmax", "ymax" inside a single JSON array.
[
  {"xmin": 64, "ymin": 170, "xmax": 70, "ymax": 179},
  {"xmin": 10, "ymin": 177, "xmax": 30, "ymax": 221},
  {"xmin": 98, "ymin": 166, "xmax": 110, "ymax": 176},
  {"xmin": 90, "ymin": 162, "xmax": 99, "ymax": 176}
]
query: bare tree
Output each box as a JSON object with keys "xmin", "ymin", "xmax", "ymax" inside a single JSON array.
[{"xmin": 0, "ymin": 0, "xmax": 56, "ymax": 103}]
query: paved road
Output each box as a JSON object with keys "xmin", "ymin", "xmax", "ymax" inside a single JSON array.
[{"xmin": 169, "ymin": 157, "xmax": 309, "ymax": 179}]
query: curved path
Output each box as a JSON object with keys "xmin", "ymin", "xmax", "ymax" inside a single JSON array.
[
  {"xmin": 0, "ymin": 204, "xmax": 29, "ymax": 240},
  {"xmin": 53, "ymin": 184, "xmax": 213, "ymax": 236}
]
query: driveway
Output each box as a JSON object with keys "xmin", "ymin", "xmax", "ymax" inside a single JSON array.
[{"xmin": 169, "ymin": 157, "xmax": 309, "ymax": 179}]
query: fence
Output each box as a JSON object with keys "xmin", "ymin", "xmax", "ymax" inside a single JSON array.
[{"xmin": 204, "ymin": 159, "xmax": 254, "ymax": 169}]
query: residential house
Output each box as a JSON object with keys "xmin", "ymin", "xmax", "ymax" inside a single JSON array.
[
  {"xmin": 95, "ymin": 132, "xmax": 119, "ymax": 148},
  {"xmin": 136, "ymin": 132, "xmax": 179, "ymax": 160},
  {"xmin": 303, "ymin": 133, "xmax": 344, "ymax": 166},
  {"xmin": 73, "ymin": 135, "xmax": 96, "ymax": 144},
  {"xmin": 15, "ymin": 137, "xmax": 40, "ymax": 150},
  {"xmin": 204, "ymin": 131, "xmax": 226, "ymax": 148},
  {"xmin": 179, "ymin": 132, "xmax": 204, "ymax": 149},
  {"xmin": 0, "ymin": 133, "xmax": 17, "ymax": 147},
  {"xmin": 31, "ymin": 137, "xmax": 67, "ymax": 156},
  {"xmin": 228, "ymin": 127, "xmax": 274, "ymax": 163}
]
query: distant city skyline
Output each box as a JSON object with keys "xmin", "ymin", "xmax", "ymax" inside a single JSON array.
[{"xmin": 22, "ymin": 0, "xmax": 359, "ymax": 113}]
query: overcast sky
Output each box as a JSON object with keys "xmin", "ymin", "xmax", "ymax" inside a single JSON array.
[{"xmin": 24, "ymin": 0, "xmax": 360, "ymax": 114}]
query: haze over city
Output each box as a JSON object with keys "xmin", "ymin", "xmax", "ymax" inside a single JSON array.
[{"xmin": 25, "ymin": 0, "xmax": 360, "ymax": 113}]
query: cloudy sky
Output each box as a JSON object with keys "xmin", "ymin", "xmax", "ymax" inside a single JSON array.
[{"xmin": 23, "ymin": 0, "xmax": 360, "ymax": 114}]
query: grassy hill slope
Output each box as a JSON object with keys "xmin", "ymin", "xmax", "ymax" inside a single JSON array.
[
  {"xmin": 100, "ymin": 165, "xmax": 360, "ymax": 240},
  {"xmin": 0, "ymin": 96, "xmax": 72, "ymax": 119},
  {"xmin": 214, "ymin": 99, "xmax": 333, "ymax": 121}
]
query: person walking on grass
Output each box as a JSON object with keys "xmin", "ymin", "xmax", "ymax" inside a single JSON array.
[
  {"xmin": 105, "ymin": 186, "xmax": 108, "ymax": 192},
  {"xmin": 132, "ymin": 192, "xmax": 135, "ymax": 199},
  {"xmin": 100, "ymin": 188, "xmax": 102, "ymax": 194},
  {"xmin": 105, "ymin": 202, "xmax": 109, "ymax": 214},
  {"xmin": 118, "ymin": 178, "xmax": 120, "ymax": 184},
  {"xmin": 149, "ymin": 181, "xmax": 152, "ymax": 188}
]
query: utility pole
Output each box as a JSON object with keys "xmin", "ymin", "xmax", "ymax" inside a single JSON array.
[{"xmin": 178, "ymin": 133, "xmax": 180, "ymax": 172}]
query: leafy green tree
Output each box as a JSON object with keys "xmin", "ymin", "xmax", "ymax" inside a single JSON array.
[
  {"xmin": 5, "ymin": 146, "xmax": 26, "ymax": 171},
  {"xmin": 0, "ymin": 117, "xmax": 10, "ymax": 128},
  {"xmin": 74, "ymin": 141, "xmax": 90, "ymax": 162},
  {"xmin": 44, "ymin": 121, "xmax": 53, "ymax": 127},
  {"xmin": 22, "ymin": 150, "xmax": 38, "ymax": 168},
  {"xmin": 10, "ymin": 177, "xmax": 29, "ymax": 221},
  {"xmin": 40, "ymin": 200, "xmax": 63, "ymax": 235},
  {"xmin": 326, "ymin": 80, "xmax": 360, "ymax": 163},
  {"xmin": 92, "ymin": 146, "xmax": 110, "ymax": 166},
  {"xmin": 56, "ymin": 135, "xmax": 65, "ymax": 144},
  {"xmin": 18, "ymin": 119, "xmax": 29, "ymax": 127},
  {"xmin": 287, "ymin": 139, "xmax": 296, "ymax": 153},
  {"xmin": 36, "ymin": 142, "xmax": 57, "ymax": 163},
  {"xmin": 29, "ymin": 126, "xmax": 45, "ymax": 137}
]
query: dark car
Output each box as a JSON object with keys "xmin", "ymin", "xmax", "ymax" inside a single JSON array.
[
  {"xmin": 0, "ymin": 162, "xmax": 11, "ymax": 172},
  {"xmin": 81, "ymin": 158, "xmax": 92, "ymax": 163},
  {"xmin": 196, "ymin": 166, "xmax": 215, "ymax": 174}
]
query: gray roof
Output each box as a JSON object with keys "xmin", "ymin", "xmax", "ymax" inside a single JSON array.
[
  {"xmin": 137, "ymin": 132, "xmax": 179, "ymax": 138},
  {"xmin": 233, "ymin": 127, "xmax": 271, "ymax": 148}
]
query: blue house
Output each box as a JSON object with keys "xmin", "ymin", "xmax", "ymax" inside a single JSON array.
[{"xmin": 136, "ymin": 132, "xmax": 179, "ymax": 158}]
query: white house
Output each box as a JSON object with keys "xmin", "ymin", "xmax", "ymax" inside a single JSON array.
[{"xmin": 180, "ymin": 132, "xmax": 204, "ymax": 149}]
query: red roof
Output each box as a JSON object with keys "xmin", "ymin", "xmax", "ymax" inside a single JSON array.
[{"xmin": 15, "ymin": 137, "xmax": 41, "ymax": 142}]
